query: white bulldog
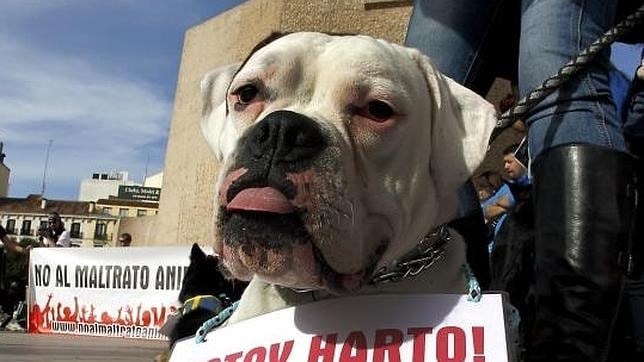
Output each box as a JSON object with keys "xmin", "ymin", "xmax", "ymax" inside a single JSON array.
[{"xmin": 200, "ymin": 32, "xmax": 497, "ymax": 324}]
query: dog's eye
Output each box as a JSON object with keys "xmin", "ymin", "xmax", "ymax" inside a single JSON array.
[
  {"xmin": 361, "ymin": 100, "xmax": 394, "ymax": 122},
  {"xmin": 233, "ymin": 85, "xmax": 259, "ymax": 105}
]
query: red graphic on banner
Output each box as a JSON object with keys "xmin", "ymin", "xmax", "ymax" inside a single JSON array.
[
  {"xmin": 80, "ymin": 304, "xmax": 97, "ymax": 324},
  {"xmin": 29, "ymin": 294, "xmax": 54, "ymax": 333},
  {"xmin": 57, "ymin": 297, "xmax": 79, "ymax": 322},
  {"xmin": 29, "ymin": 294, "xmax": 177, "ymax": 336}
]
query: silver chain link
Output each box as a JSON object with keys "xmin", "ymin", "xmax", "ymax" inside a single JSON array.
[{"xmin": 370, "ymin": 226, "xmax": 450, "ymax": 284}]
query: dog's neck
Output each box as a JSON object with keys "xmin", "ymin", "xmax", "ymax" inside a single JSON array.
[
  {"xmin": 226, "ymin": 226, "xmax": 467, "ymax": 325},
  {"xmin": 285, "ymin": 225, "xmax": 452, "ymax": 295}
]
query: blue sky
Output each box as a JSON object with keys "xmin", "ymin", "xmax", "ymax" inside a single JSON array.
[
  {"xmin": 0, "ymin": 0, "xmax": 243, "ymax": 200},
  {"xmin": 0, "ymin": 1, "xmax": 641, "ymax": 201}
]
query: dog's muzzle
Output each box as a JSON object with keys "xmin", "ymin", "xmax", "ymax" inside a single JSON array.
[
  {"xmin": 224, "ymin": 110, "xmax": 327, "ymax": 213},
  {"xmin": 217, "ymin": 111, "xmax": 338, "ymax": 288}
]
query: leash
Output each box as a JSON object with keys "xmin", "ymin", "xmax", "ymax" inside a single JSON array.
[
  {"xmin": 195, "ymin": 301, "xmax": 239, "ymax": 344},
  {"xmin": 488, "ymin": 5, "xmax": 644, "ymax": 146}
]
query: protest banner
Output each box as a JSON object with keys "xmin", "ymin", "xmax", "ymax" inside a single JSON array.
[
  {"xmin": 170, "ymin": 293, "xmax": 511, "ymax": 362},
  {"xmin": 27, "ymin": 246, "xmax": 193, "ymax": 340}
]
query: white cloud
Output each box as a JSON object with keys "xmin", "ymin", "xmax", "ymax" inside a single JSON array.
[
  {"xmin": 0, "ymin": 34, "xmax": 172, "ymax": 198},
  {"xmin": 0, "ymin": 35, "xmax": 170, "ymax": 134}
]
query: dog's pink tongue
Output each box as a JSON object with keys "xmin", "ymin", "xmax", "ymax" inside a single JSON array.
[{"xmin": 227, "ymin": 187, "xmax": 294, "ymax": 214}]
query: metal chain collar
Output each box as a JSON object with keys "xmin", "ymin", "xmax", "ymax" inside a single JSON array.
[{"xmin": 370, "ymin": 225, "xmax": 450, "ymax": 285}]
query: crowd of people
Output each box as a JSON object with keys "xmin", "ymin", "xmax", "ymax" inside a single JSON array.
[
  {"xmin": 404, "ymin": 0, "xmax": 643, "ymax": 359},
  {"xmin": 0, "ymin": 212, "xmax": 134, "ymax": 332},
  {"xmin": 0, "ymin": 212, "xmax": 73, "ymax": 331},
  {"xmin": 473, "ymin": 56, "xmax": 643, "ymax": 361},
  {"xmin": 406, "ymin": 0, "xmax": 642, "ymax": 360},
  {"xmin": 471, "ymin": 73, "xmax": 643, "ymax": 360}
]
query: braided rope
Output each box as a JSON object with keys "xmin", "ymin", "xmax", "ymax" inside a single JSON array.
[{"xmin": 489, "ymin": 5, "xmax": 644, "ymax": 144}]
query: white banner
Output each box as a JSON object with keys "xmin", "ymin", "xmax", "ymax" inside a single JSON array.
[
  {"xmin": 27, "ymin": 247, "xmax": 192, "ymax": 340},
  {"xmin": 171, "ymin": 293, "xmax": 510, "ymax": 362}
]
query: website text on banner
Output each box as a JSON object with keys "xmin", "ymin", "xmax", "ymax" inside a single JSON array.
[
  {"xmin": 28, "ymin": 247, "xmax": 193, "ymax": 340},
  {"xmin": 170, "ymin": 294, "xmax": 510, "ymax": 362}
]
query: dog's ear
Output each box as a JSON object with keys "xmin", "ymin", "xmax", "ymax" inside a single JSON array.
[
  {"xmin": 200, "ymin": 63, "xmax": 240, "ymax": 161},
  {"xmin": 410, "ymin": 50, "xmax": 497, "ymax": 220},
  {"xmin": 190, "ymin": 243, "xmax": 206, "ymax": 263}
]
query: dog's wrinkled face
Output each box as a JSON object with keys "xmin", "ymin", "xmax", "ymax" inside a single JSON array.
[{"xmin": 201, "ymin": 33, "xmax": 496, "ymax": 293}]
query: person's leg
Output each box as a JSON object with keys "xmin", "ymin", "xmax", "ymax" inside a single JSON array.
[
  {"xmin": 519, "ymin": 0, "xmax": 626, "ymax": 157},
  {"xmin": 405, "ymin": 0, "xmax": 508, "ymax": 94},
  {"xmin": 519, "ymin": 1, "xmax": 637, "ymax": 360},
  {"xmin": 626, "ymin": 272, "xmax": 644, "ymax": 359},
  {"xmin": 405, "ymin": 0, "xmax": 511, "ymax": 288},
  {"xmin": 624, "ymin": 53, "xmax": 644, "ymax": 143},
  {"xmin": 529, "ymin": 145, "xmax": 635, "ymax": 361},
  {"xmin": 625, "ymin": 52, "xmax": 644, "ymax": 360}
]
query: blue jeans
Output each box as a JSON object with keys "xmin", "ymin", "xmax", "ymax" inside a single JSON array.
[
  {"xmin": 625, "ymin": 82, "xmax": 644, "ymax": 138},
  {"xmin": 624, "ymin": 50, "xmax": 644, "ymax": 139},
  {"xmin": 405, "ymin": 0, "xmax": 627, "ymax": 158}
]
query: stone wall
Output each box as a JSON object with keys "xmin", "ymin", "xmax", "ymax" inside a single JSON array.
[{"xmin": 118, "ymin": 215, "xmax": 159, "ymax": 246}]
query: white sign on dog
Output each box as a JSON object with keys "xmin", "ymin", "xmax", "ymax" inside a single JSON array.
[{"xmin": 170, "ymin": 293, "xmax": 510, "ymax": 362}]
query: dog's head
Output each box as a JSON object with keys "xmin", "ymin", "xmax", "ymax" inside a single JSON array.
[
  {"xmin": 166, "ymin": 244, "xmax": 246, "ymax": 347},
  {"xmin": 178, "ymin": 243, "xmax": 246, "ymax": 303},
  {"xmin": 201, "ymin": 32, "xmax": 496, "ymax": 294}
]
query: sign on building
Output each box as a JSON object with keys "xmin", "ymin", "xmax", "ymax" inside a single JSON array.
[{"xmin": 117, "ymin": 185, "xmax": 161, "ymax": 201}]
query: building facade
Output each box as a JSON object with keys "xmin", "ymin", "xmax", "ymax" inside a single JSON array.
[
  {"xmin": 95, "ymin": 198, "xmax": 159, "ymax": 218},
  {"xmin": 143, "ymin": 172, "xmax": 163, "ymax": 188},
  {"xmin": 0, "ymin": 194, "xmax": 118, "ymax": 247},
  {"xmin": 0, "ymin": 142, "xmax": 10, "ymax": 198},
  {"xmin": 78, "ymin": 170, "xmax": 139, "ymax": 202}
]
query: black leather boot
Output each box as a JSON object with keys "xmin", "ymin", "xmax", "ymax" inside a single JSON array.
[{"xmin": 527, "ymin": 144, "xmax": 637, "ymax": 362}]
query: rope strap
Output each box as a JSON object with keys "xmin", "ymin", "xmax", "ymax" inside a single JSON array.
[{"xmin": 489, "ymin": 5, "xmax": 644, "ymax": 144}]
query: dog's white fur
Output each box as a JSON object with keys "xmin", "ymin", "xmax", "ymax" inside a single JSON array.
[{"xmin": 200, "ymin": 32, "xmax": 497, "ymax": 324}]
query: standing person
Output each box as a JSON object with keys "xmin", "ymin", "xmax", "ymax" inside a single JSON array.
[
  {"xmin": 42, "ymin": 212, "xmax": 71, "ymax": 248},
  {"xmin": 0, "ymin": 225, "xmax": 28, "ymax": 326},
  {"xmin": 119, "ymin": 233, "xmax": 132, "ymax": 247},
  {"xmin": 477, "ymin": 170, "xmax": 514, "ymax": 248},
  {"xmin": 624, "ymin": 51, "xmax": 644, "ymax": 361},
  {"xmin": 0, "ymin": 224, "xmax": 29, "ymax": 319},
  {"xmin": 503, "ymin": 145, "xmax": 528, "ymax": 185},
  {"xmin": 0, "ymin": 225, "xmax": 29, "ymax": 256},
  {"xmin": 0, "ymin": 225, "xmax": 30, "ymax": 331},
  {"xmin": 405, "ymin": 1, "xmax": 637, "ymax": 360},
  {"xmin": 480, "ymin": 142, "xmax": 530, "ymax": 252}
]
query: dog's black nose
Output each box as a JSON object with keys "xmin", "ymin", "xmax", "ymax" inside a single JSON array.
[{"xmin": 246, "ymin": 110, "xmax": 327, "ymax": 164}]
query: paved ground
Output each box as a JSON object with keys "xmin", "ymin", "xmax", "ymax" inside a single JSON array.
[{"xmin": 0, "ymin": 331, "xmax": 167, "ymax": 361}]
